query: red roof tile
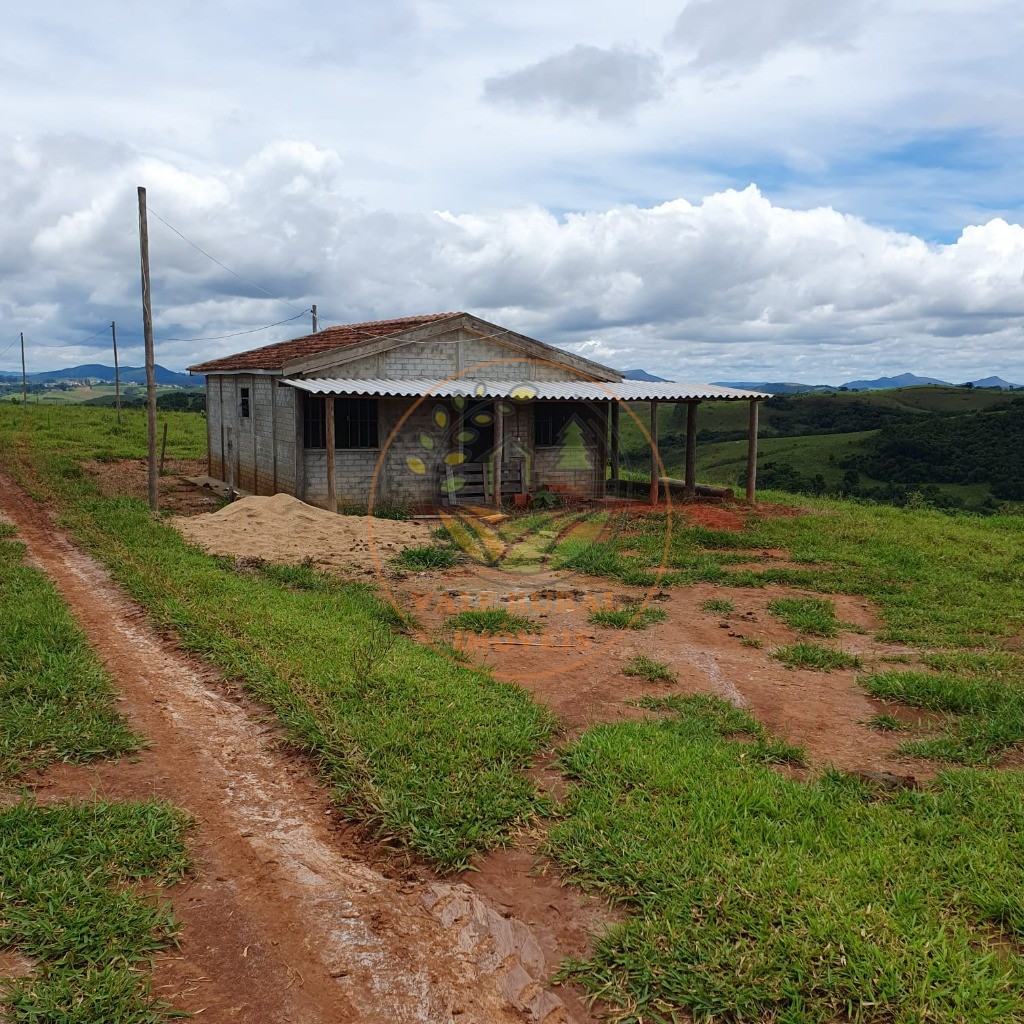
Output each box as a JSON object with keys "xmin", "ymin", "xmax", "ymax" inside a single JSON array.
[{"xmin": 187, "ymin": 312, "xmax": 462, "ymax": 373}]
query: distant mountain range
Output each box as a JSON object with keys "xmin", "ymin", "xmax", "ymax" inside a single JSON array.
[
  {"xmin": 711, "ymin": 381, "xmax": 836, "ymax": 395},
  {"xmin": 623, "ymin": 368, "xmax": 671, "ymax": 382},
  {"xmin": 0, "ymin": 364, "xmax": 198, "ymax": 387},
  {"xmin": 842, "ymin": 373, "xmax": 952, "ymax": 390},
  {"xmin": 711, "ymin": 373, "xmax": 1022, "ymax": 394}
]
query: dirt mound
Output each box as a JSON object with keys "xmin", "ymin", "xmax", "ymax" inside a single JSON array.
[{"xmin": 173, "ymin": 493, "xmax": 431, "ymax": 577}]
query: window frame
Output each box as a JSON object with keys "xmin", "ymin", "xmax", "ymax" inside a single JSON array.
[
  {"xmin": 302, "ymin": 395, "xmax": 379, "ymax": 450},
  {"xmin": 239, "ymin": 386, "xmax": 251, "ymax": 419},
  {"xmin": 533, "ymin": 401, "xmax": 592, "ymax": 448},
  {"xmin": 335, "ymin": 397, "xmax": 379, "ymax": 450}
]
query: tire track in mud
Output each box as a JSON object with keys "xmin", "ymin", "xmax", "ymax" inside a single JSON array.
[{"xmin": 0, "ymin": 472, "xmax": 577, "ymax": 1024}]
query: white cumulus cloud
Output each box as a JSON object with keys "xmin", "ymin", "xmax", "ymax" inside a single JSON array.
[{"xmin": 2, "ymin": 138, "xmax": 1023, "ymax": 385}]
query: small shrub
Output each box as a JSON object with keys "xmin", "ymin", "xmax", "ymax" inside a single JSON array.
[
  {"xmin": 623, "ymin": 655, "xmax": 677, "ymax": 683},
  {"xmin": 767, "ymin": 597, "xmax": 840, "ymax": 637},
  {"xmin": 772, "ymin": 643, "xmax": 862, "ymax": 671},
  {"xmin": 395, "ymin": 544, "xmax": 458, "ymax": 570},
  {"xmin": 532, "ymin": 487, "xmax": 560, "ymax": 510},
  {"xmin": 447, "ymin": 609, "xmax": 542, "ymax": 636},
  {"xmin": 866, "ymin": 712, "xmax": 913, "ymax": 732},
  {"xmin": 590, "ymin": 603, "xmax": 668, "ymax": 630}
]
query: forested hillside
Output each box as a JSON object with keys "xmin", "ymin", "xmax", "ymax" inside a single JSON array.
[{"xmin": 619, "ymin": 387, "xmax": 1024, "ymax": 512}]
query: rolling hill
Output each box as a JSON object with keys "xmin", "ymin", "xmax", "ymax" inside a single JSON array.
[
  {"xmin": 0, "ymin": 364, "xmax": 197, "ymax": 386},
  {"xmin": 618, "ymin": 385, "xmax": 1024, "ymax": 512}
]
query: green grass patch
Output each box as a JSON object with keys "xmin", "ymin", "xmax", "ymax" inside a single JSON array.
[
  {"xmin": 862, "ymin": 670, "xmax": 1024, "ymax": 764},
  {"xmin": 772, "ymin": 642, "xmax": 862, "ymax": 671},
  {"xmin": 766, "ymin": 596, "xmax": 840, "ymax": 637},
  {"xmin": 622, "ymin": 655, "xmax": 677, "ymax": 684},
  {"xmin": 700, "ymin": 598, "xmax": 734, "ymax": 614},
  {"xmin": 446, "ymin": 609, "xmax": 543, "ymax": 636},
  {"xmin": 0, "ymin": 800, "xmax": 190, "ymax": 1024},
  {"xmin": 394, "ymin": 543, "xmax": 458, "ymax": 570},
  {"xmin": 0, "ymin": 408, "xmax": 554, "ymax": 870},
  {"xmin": 739, "ymin": 636, "xmax": 763, "ymax": 649},
  {"xmin": 865, "ymin": 712, "xmax": 913, "ymax": 732},
  {"xmin": 0, "ymin": 526, "xmax": 138, "ymax": 780},
  {"xmin": 547, "ymin": 695, "xmax": 1024, "ymax": 1023},
  {"xmin": 589, "ymin": 602, "xmax": 668, "ymax": 630}
]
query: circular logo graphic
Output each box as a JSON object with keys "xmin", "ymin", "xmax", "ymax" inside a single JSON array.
[{"xmin": 366, "ymin": 356, "xmax": 673, "ymax": 681}]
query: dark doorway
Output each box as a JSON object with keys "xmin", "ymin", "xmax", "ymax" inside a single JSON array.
[{"xmin": 460, "ymin": 401, "xmax": 495, "ymax": 463}]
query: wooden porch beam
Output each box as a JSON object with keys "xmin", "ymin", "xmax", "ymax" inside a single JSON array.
[
  {"xmin": 610, "ymin": 401, "xmax": 620, "ymax": 494},
  {"xmin": 493, "ymin": 401, "xmax": 503, "ymax": 508},
  {"xmin": 684, "ymin": 401, "xmax": 698, "ymax": 498},
  {"xmin": 649, "ymin": 400, "xmax": 659, "ymax": 506},
  {"xmin": 325, "ymin": 394, "xmax": 337, "ymax": 513},
  {"xmin": 746, "ymin": 399, "xmax": 759, "ymax": 503}
]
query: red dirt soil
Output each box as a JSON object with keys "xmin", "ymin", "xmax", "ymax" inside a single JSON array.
[{"xmin": 0, "ymin": 472, "xmax": 590, "ymax": 1024}]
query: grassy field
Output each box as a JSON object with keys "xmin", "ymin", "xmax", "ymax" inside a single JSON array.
[
  {"xmin": 0, "ymin": 385, "xmax": 190, "ymax": 405},
  {"xmin": 1, "ymin": 800, "xmax": 190, "ymax": 1023},
  {"xmin": 0, "ymin": 404, "xmax": 206, "ymax": 468},
  {"xmin": 3, "ymin": 405, "xmax": 1024, "ymax": 1021},
  {"xmin": 0, "ymin": 526, "xmax": 140, "ymax": 779},
  {"xmin": 549, "ymin": 696, "xmax": 1024, "ymax": 1023},
  {"xmin": 698, "ymin": 429, "xmax": 880, "ymax": 488},
  {"xmin": 0, "ymin": 405, "xmax": 552, "ymax": 870},
  {"xmin": 0, "ymin": 499, "xmax": 190, "ymax": 1022}
]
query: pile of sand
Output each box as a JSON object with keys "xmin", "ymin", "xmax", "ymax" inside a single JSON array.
[{"xmin": 173, "ymin": 493, "xmax": 432, "ymax": 577}]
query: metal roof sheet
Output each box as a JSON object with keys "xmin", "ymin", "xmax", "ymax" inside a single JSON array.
[{"xmin": 281, "ymin": 377, "xmax": 768, "ymax": 401}]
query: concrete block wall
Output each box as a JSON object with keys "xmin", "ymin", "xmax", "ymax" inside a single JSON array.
[
  {"xmin": 204, "ymin": 328, "xmax": 614, "ymax": 503},
  {"xmin": 532, "ymin": 401, "xmax": 606, "ymax": 497},
  {"xmin": 274, "ymin": 383, "xmax": 296, "ymax": 494},
  {"xmin": 206, "ymin": 377, "xmax": 224, "ymax": 479},
  {"xmin": 253, "ymin": 376, "xmax": 275, "ymax": 495},
  {"xmin": 310, "ymin": 330, "xmax": 597, "ymax": 385},
  {"xmin": 231, "ymin": 376, "xmax": 257, "ymax": 493}
]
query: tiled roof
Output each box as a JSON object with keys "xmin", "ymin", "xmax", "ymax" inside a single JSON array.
[{"xmin": 187, "ymin": 312, "xmax": 462, "ymax": 373}]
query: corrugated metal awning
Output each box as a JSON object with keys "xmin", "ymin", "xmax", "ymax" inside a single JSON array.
[{"xmin": 281, "ymin": 377, "xmax": 768, "ymax": 401}]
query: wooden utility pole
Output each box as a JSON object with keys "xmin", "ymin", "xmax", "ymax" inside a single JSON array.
[
  {"xmin": 19, "ymin": 332, "xmax": 26, "ymax": 407},
  {"xmin": 311, "ymin": 304, "xmax": 318, "ymax": 333},
  {"xmin": 137, "ymin": 187, "xmax": 158, "ymax": 511},
  {"xmin": 111, "ymin": 321, "xmax": 122, "ymax": 425}
]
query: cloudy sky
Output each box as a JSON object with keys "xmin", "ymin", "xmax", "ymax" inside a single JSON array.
[{"xmin": 3, "ymin": 0, "xmax": 1023, "ymax": 383}]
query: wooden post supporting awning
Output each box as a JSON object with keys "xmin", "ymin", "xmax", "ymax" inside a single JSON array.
[
  {"xmin": 684, "ymin": 401, "xmax": 698, "ymax": 498},
  {"xmin": 325, "ymin": 394, "xmax": 337, "ymax": 513},
  {"xmin": 609, "ymin": 402, "xmax": 620, "ymax": 494},
  {"xmin": 746, "ymin": 399, "xmax": 759, "ymax": 503},
  {"xmin": 492, "ymin": 402, "xmax": 504, "ymax": 508},
  {"xmin": 649, "ymin": 400, "xmax": 659, "ymax": 505}
]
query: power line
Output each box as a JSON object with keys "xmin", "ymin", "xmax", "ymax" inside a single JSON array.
[
  {"xmin": 158, "ymin": 308, "xmax": 311, "ymax": 345},
  {"xmin": 147, "ymin": 206, "xmax": 307, "ymax": 315}
]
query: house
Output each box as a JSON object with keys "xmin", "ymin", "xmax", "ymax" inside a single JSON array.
[{"xmin": 187, "ymin": 312, "xmax": 765, "ymax": 511}]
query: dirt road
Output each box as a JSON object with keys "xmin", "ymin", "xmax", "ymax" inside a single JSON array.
[{"xmin": 0, "ymin": 472, "xmax": 576, "ymax": 1024}]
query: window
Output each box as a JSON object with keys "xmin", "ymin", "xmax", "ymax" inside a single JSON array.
[
  {"xmin": 303, "ymin": 394, "xmax": 326, "ymax": 448},
  {"xmin": 534, "ymin": 402, "xmax": 590, "ymax": 447},
  {"xmin": 239, "ymin": 386, "xmax": 251, "ymax": 418},
  {"xmin": 302, "ymin": 395, "xmax": 379, "ymax": 449},
  {"xmin": 336, "ymin": 397, "xmax": 378, "ymax": 448}
]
